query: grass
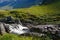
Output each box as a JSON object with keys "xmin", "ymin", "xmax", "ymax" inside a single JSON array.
[
  {"xmin": 0, "ymin": 33, "xmax": 51, "ymax": 40},
  {"xmin": 13, "ymin": 0, "xmax": 60, "ymax": 16},
  {"xmin": 0, "ymin": 34, "xmax": 32, "ymax": 40}
]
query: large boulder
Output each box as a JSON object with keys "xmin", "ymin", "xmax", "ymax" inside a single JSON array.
[{"xmin": 0, "ymin": 23, "xmax": 6, "ymax": 35}]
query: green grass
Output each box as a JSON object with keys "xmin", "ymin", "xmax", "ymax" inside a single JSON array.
[
  {"xmin": 0, "ymin": 0, "xmax": 60, "ymax": 16},
  {"xmin": 13, "ymin": 0, "xmax": 60, "ymax": 16},
  {"xmin": 0, "ymin": 34, "xmax": 51, "ymax": 40},
  {"xmin": 0, "ymin": 34, "xmax": 32, "ymax": 40}
]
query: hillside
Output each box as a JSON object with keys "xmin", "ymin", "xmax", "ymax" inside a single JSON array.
[
  {"xmin": 15, "ymin": 0, "xmax": 60, "ymax": 16},
  {"xmin": 11, "ymin": 0, "xmax": 60, "ymax": 25},
  {"xmin": 0, "ymin": 0, "xmax": 60, "ymax": 25}
]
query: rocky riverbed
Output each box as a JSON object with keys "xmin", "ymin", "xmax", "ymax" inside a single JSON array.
[
  {"xmin": 0, "ymin": 22, "xmax": 60, "ymax": 35},
  {"xmin": 0, "ymin": 22, "xmax": 60, "ymax": 40}
]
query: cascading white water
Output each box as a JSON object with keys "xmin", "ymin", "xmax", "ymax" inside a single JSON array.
[{"xmin": 9, "ymin": 24, "xmax": 29, "ymax": 35}]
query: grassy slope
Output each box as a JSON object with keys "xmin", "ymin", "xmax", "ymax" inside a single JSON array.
[
  {"xmin": 0, "ymin": 0, "xmax": 60, "ymax": 16},
  {"xmin": 13, "ymin": 1, "xmax": 60, "ymax": 24},
  {"xmin": 0, "ymin": 0, "xmax": 60, "ymax": 24},
  {"xmin": 15, "ymin": 0, "xmax": 60, "ymax": 16}
]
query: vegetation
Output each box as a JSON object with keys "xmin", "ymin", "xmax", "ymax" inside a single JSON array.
[
  {"xmin": 0, "ymin": 33, "xmax": 51, "ymax": 40},
  {"xmin": 0, "ymin": 0, "xmax": 60, "ymax": 40},
  {"xmin": 0, "ymin": 0, "xmax": 60, "ymax": 25}
]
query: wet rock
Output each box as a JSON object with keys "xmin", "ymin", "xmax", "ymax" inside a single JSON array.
[
  {"xmin": 4, "ymin": 24, "xmax": 10, "ymax": 33},
  {"xmin": 0, "ymin": 23, "xmax": 6, "ymax": 35},
  {"xmin": 30, "ymin": 27, "xmax": 41, "ymax": 33}
]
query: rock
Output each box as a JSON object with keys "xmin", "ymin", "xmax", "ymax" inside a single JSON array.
[
  {"xmin": 4, "ymin": 24, "xmax": 10, "ymax": 33},
  {"xmin": 0, "ymin": 23, "xmax": 6, "ymax": 35}
]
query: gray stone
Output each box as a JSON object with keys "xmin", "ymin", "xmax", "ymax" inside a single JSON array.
[
  {"xmin": 0, "ymin": 23, "xmax": 6, "ymax": 35},
  {"xmin": 4, "ymin": 24, "xmax": 10, "ymax": 33}
]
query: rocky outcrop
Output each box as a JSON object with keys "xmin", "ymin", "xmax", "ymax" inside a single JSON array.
[
  {"xmin": 29, "ymin": 25, "xmax": 60, "ymax": 40},
  {"xmin": 0, "ymin": 23, "xmax": 6, "ymax": 35}
]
